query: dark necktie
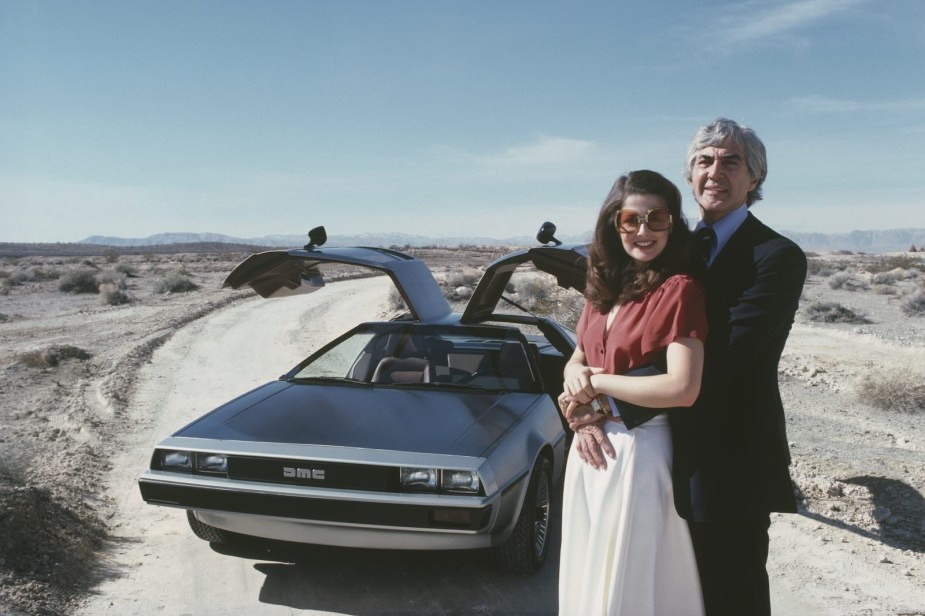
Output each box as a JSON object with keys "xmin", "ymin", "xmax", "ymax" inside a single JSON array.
[{"xmin": 695, "ymin": 226, "xmax": 716, "ymax": 264}]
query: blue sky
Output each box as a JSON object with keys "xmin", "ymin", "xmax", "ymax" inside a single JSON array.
[{"xmin": 2, "ymin": 0, "xmax": 923, "ymax": 243}]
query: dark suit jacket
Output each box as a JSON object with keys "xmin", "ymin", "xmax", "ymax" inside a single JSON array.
[{"xmin": 671, "ymin": 213, "xmax": 807, "ymax": 522}]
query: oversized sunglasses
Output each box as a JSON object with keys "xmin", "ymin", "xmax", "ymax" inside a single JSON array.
[{"xmin": 614, "ymin": 207, "xmax": 673, "ymax": 233}]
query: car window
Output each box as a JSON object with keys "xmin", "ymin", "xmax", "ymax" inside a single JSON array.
[
  {"xmin": 293, "ymin": 331, "xmax": 377, "ymax": 379},
  {"xmin": 290, "ymin": 324, "xmax": 541, "ymax": 393}
]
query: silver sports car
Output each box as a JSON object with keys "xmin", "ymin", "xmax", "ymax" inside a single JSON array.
[{"xmin": 138, "ymin": 225, "xmax": 586, "ymax": 573}]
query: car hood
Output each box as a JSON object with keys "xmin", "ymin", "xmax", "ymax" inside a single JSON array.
[{"xmin": 173, "ymin": 381, "xmax": 539, "ymax": 457}]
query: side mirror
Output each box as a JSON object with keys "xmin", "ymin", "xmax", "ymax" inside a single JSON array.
[
  {"xmin": 305, "ymin": 226, "xmax": 328, "ymax": 250},
  {"xmin": 536, "ymin": 221, "xmax": 562, "ymax": 246}
]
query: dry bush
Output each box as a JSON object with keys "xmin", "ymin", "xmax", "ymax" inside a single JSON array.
[
  {"xmin": 872, "ymin": 284, "xmax": 899, "ymax": 296},
  {"xmin": 444, "ymin": 268, "xmax": 482, "ymax": 289},
  {"xmin": 863, "ymin": 255, "xmax": 925, "ymax": 274},
  {"xmin": 805, "ymin": 301, "xmax": 871, "ymax": 324},
  {"xmin": 901, "ymin": 289, "xmax": 925, "ymax": 317},
  {"xmin": 16, "ymin": 345, "xmax": 92, "ymax": 368},
  {"xmin": 96, "ymin": 271, "xmax": 128, "ymax": 290},
  {"xmin": 387, "ymin": 287, "xmax": 407, "ymax": 313},
  {"xmin": 58, "ymin": 269, "xmax": 99, "ymax": 294},
  {"xmin": 828, "ymin": 270, "xmax": 869, "ymax": 291},
  {"xmin": 154, "ymin": 271, "xmax": 199, "ymax": 294},
  {"xmin": 100, "ymin": 283, "xmax": 133, "ymax": 306},
  {"xmin": 856, "ymin": 368, "xmax": 925, "ymax": 414},
  {"xmin": 807, "ymin": 258, "xmax": 847, "ymax": 277},
  {"xmin": 513, "ymin": 275, "xmax": 553, "ymax": 311},
  {"xmin": 114, "ymin": 262, "xmax": 137, "ymax": 277},
  {"xmin": 8, "ymin": 266, "xmax": 60, "ymax": 284}
]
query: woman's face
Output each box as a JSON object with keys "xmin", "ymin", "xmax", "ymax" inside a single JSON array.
[{"xmin": 616, "ymin": 194, "xmax": 671, "ymax": 269}]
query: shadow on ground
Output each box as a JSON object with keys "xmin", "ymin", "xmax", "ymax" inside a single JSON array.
[
  {"xmin": 209, "ymin": 481, "xmax": 564, "ymax": 615},
  {"xmin": 800, "ymin": 475, "xmax": 925, "ymax": 554}
]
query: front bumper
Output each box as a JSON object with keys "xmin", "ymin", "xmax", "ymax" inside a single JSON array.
[{"xmin": 139, "ymin": 470, "xmax": 529, "ymax": 550}]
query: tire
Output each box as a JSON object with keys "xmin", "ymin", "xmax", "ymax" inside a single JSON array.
[
  {"xmin": 495, "ymin": 456, "xmax": 552, "ymax": 574},
  {"xmin": 186, "ymin": 510, "xmax": 231, "ymax": 543}
]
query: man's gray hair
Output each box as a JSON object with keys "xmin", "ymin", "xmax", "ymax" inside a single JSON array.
[{"xmin": 684, "ymin": 117, "xmax": 767, "ymax": 206}]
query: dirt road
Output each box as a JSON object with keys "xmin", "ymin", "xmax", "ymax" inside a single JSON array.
[{"xmin": 73, "ymin": 278, "xmax": 925, "ymax": 616}]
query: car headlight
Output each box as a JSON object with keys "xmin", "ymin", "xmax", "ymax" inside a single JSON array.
[
  {"xmin": 441, "ymin": 470, "xmax": 480, "ymax": 494},
  {"xmin": 400, "ymin": 467, "xmax": 480, "ymax": 494},
  {"xmin": 196, "ymin": 453, "xmax": 228, "ymax": 474},
  {"xmin": 400, "ymin": 467, "xmax": 438, "ymax": 490},
  {"xmin": 156, "ymin": 450, "xmax": 228, "ymax": 476},
  {"xmin": 160, "ymin": 450, "xmax": 192, "ymax": 471}
]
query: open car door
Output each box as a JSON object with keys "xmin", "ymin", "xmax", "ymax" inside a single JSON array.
[
  {"xmin": 223, "ymin": 245, "xmax": 452, "ymax": 323},
  {"xmin": 461, "ymin": 243, "xmax": 588, "ymax": 324}
]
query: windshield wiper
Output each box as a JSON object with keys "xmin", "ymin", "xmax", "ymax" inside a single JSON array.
[{"xmin": 287, "ymin": 376, "xmax": 371, "ymax": 387}]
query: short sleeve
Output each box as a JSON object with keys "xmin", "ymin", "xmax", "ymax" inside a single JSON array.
[
  {"xmin": 575, "ymin": 300, "xmax": 593, "ymax": 352},
  {"xmin": 641, "ymin": 275, "xmax": 708, "ymax": 358}
]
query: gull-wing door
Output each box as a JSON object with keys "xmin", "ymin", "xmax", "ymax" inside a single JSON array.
[
  {"xmin": 460, "ymin": 243, "xmax": 588, "ymax": 324},
  {"xmin": 223, "ymin": 245, "xmax": 452, "ymax": 323}
]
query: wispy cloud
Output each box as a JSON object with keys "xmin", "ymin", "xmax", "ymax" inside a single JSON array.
[
  {"xmin": 478, "ymin": 135, "xmax": 597, "ymax": 167},
  {"xmin": 718, "ymin": 0, "xmax": 865, "ymax": 45},
  {"xmin": 786, "ymin": 95, "xmax": 925, "ymax": 113}
]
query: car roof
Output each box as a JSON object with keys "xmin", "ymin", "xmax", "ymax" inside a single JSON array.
[{"xmin": 223, "ymin": 229, "xmax": 587, "ymax": 325}]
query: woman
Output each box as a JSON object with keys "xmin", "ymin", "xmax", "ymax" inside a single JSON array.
[{"xmin": 557, "ymin": 170, "xmax": 707, "ymax": 616}]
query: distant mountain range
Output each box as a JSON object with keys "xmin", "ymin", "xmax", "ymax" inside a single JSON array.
[{"xmin": 78, "ymin": 228, "xmax": 925, "ymax": 253}]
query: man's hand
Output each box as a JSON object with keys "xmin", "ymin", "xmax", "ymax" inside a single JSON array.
[{"xmin": 574, "ymin": 421, "xmax": 616, "ymax": 470}]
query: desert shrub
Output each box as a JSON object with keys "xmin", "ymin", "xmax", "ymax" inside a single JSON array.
[
  {"xmin": 104, "ymin": 248, "xmax": 120, "ymax": 263},
  {"xmin": 828, "ymin": 270, "xmax": 869, "ymax": 291},
  {"xmin": 0, "ymin": 313, "xmax": 12, "ymax": 322},
  {"xmin": 514, "ymin": 276, "xmax": 553, "ymax": 311},
  {"xmin": 114, "ymin": 262, "xmax": 137, "ymax": 277},
  {"xmin": 58, "ymin": 270, "xmax": 99, "ymax": 294},
  {"xmin": 805, "ymin": 301, "xmax": 871, "ymax": 324},
  {"xmin": 444, "ymin": 268, "xmax": 482, "ymax": 289},
  {"xmin": 806, "ymin": 259, "xmax": 846, "ymax": 277},
  {"xmin": 864, "ymin": 255, "xmax": 925, "ymax": 274},
  {"xmin": 99, "ymin": 283, "xmax": 133, "ymax": 306},
  {"xmin": 856, "ymin": 368, "xmax": 925, "ymax": 414},
  {"xmin": 16, "ymin": 345, "xmax": 92, "ymax": 368},
  {"xmin": 557, "ymin": 291, "xmax": 586, "ymax": 330},
  {"xmin": 872, "ymin": 285, "xmax": 898, "ymax": 296},
  {"xmin": 901, "ymin": 290, "xmax": 925, "ymax": 317},
  {"xmin": 387, "ymin": 287, "xmax": 407, "ymax": 312},
  {"xmin": 8, "ymin": 267, "xmax": 60, "ymax": 284},
  {"xmin": 154, "ymin": 271, "xmax": 198, "ymax": 294},
  {"xmin": 872, "ymin": 270, "xmax": 900, "ymax": 285},
  {"xmin": 10, "ymin": 271, "xmax": 29, "ymax": 285},
  {"xmin": 96, "ymin": 271, "xmax": 128, "ymax": 289}
]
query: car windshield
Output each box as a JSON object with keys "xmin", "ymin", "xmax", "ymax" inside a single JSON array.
[{"xmin": 289, "ymin": 323, "xmax": 541, "ymax": 393}]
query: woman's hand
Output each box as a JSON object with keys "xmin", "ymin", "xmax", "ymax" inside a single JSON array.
[{"xmin": 562, "ymin": 363, "xmax": 604, "ymax": 405}]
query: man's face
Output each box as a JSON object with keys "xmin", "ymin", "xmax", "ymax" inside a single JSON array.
[{"xmin": 688, "ymin": 141, "xmax": 758, "ymax": 224}]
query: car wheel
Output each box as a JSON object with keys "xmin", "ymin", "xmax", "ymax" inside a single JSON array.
[
  {"xmin": 186, "ymin": 510, "xmax": 231, "ymax": 543},
  {"xmin": 495, "ymin": 456, "xmax": 552, "ymax": 574}
]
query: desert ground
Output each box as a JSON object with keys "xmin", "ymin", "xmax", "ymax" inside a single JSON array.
[{"xmin": 1, "ymin": 245, "xmax": 924, "ymax": 616}]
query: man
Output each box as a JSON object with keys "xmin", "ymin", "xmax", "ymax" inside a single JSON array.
[{"xmin": 675, "ymin": 117, "xmax": 807, "ymax": 615}]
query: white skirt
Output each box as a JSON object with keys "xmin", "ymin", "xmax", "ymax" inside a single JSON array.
[{"xmin": 558, "ymin": 415, "xmax": 704, "ymax": 616}]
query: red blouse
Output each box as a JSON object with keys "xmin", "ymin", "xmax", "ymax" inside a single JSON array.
[{"xmin": 576, "ymin": 274, "xmax": 708, "ymax": 374}]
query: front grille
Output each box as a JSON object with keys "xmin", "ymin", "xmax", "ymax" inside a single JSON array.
[{"xmin": 229, "ymin": 456, "xmax": 398, "ymax": 492}]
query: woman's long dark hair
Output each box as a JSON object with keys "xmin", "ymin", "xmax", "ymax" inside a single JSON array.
[{"xmin": 585, "ymin": 169, "xmax": 700, "ymax": 312}]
